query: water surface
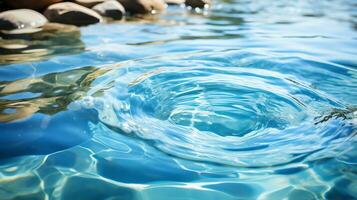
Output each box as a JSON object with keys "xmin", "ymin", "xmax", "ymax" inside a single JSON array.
[{"xmin": 0, "ymin": 0, "xmax": 356, "ymax": 199}]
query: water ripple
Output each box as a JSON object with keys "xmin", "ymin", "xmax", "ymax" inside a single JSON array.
[
  {"xmin": 0, "ymin": 0, "xmax": 356, "ymax": 199},
  {"xmin": 88, "ymin": 50, "xmax": 356, "ymax": 168}
]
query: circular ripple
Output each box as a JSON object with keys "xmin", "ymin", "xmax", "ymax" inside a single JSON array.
[
  {"xmin": 136, "ymin": 69, "xmax": 308, "ymax": 137},
  {"xmin": 90, "ymin": 51, "xmax": 355, "ymax": 167}
]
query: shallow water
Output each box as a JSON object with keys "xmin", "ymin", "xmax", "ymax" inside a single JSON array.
[{"xmin": 0, "ymin": 0, "xmax": 357, "ymax": 199}]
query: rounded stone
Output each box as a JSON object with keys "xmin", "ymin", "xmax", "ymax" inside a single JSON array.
[
  {"xmin": 3, "ymin": 0, "xmax": 63, "ymax": 11},
  {"xmin": 71, "ymin": 0, "xmax": 106, "ymax": 8},
  {"xmin": 44, "ymin": 2, "xmax": 103, "ymax": 26},
  {"xmin": 118, "ymin": 0, "xmax": 166, "ymax": 15},
  {"xmin": 0, "ymin": 9, "xmax": 47, "ymax": 34},
  {"xmin": 92, "ymin": 1, "xmax": 126, "ymax": 20},
  {"xmin": 165, "ymin": 0, "xmax": 185, "ymax": 5},
  {"xmin": 185, "ymin": 0, "xmax": 211, "ymax": 8},
  {"xmin": 0, "ymin": 43, "xmax": 28, "ymax": 49}
]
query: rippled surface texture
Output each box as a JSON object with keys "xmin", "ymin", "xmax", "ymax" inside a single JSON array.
[{"xmin": 1, "ymin": 0, "xmax": 357, "ymax": 199}]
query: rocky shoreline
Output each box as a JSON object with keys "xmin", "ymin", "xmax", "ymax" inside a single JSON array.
[{"xmin": 0, "ymin": 0, "xmax": 211, "ymax": 35}]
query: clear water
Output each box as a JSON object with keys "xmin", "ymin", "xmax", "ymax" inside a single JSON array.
[{"xmin": 0, "ymin": 0, "xmax": 357, "ymax": 199}]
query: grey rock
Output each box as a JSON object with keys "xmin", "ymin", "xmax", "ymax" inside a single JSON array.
[
  {"xmin": 3, "ymin": 0, "xmax": 64, "ymax": 11},
  {"xmin": 118, "ymin": 0, "xmax": 166, "ymax": 15},
  {"xmin": 0, "ymin": 9, "xmax": 47, "ymax": 34},
  {"xmin": 44, "ymin": 2, "xmax": 103, "ymax": 26},
  {"xmin": 92, "ymin": 1, "xmax": 125, "ymax": 20},
  {"xmin": 185, "ymin": 0, "xmax": 211, "ymax": 8}
]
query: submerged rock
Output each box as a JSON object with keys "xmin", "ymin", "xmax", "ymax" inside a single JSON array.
[
  {"xmin": 185, "ymin": 0, "xmax": 211, "ymax": 8},
  {"xmin": 3, "ymin": 0, "xmax": 63, "ymax": 11},
  {"xmin": 0, "ymin": 66, "xmax": 104, "ymax": 123},
  {"xmin": 44, "ymin": 2, "xmax": 103, "ymax": 26},
  {"xmin": 92, "ymin": 1, "xmax": 126, "ymax": 20},
  {"xmin": 0, "ymin": 9, "xmax": 47, "ymax": 34},
  {"xmin": 118, "ymin": 0, "xmax": 166, "ymax": 15},
  {"xmin": 71, "ymin": 0, "xmax": 106, "ymax": 8},
  {"xmin": 0, "ymin": 23, "xmax": 83, "ymax": 64}
]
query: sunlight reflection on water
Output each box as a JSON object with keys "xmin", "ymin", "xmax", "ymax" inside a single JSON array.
[{"xmin": 0, "ymin": 0, "xmax": 356, "ymax": 199}]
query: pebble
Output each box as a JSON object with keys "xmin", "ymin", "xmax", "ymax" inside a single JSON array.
[
  {"xmin": 44, "ymin": 2, "xmax": 103, "ymax": 26},
  {"xmin": 0, "ymin": 9, "xmax": 47, "ymax": 34},
  {"xmin": 165, "ymin": 0, "xmax": 185, "ymax": 5},
  {"xmin": 71, "ymin": 0, "xmax": 106, "ymax": 8},
  {"xmin": 118, "ymin": 0, "xmax": 166, "ymax": 15},
  {"xmin": 0, "ymin": 43, "xmax": 28, "ymax": 49},
  {"xmin": 92, "ymin": 1, "xmax": 126, "ymax": 20},
  {"xmin": 185, "ymin": 0, "xmax": 211, "ymax": 8}
]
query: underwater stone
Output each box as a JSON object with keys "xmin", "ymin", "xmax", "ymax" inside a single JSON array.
[
  {"xmin": 44, "ymin": 2, "xmax": 103, "ymax": 26},
  {"xmin": 92, "ymin": 1, "xmax": 126, "ymax": 20},
  {"xmin": 185, "ymin": 0, "xmax": 211, "ymax": 8},
  {"xmin": 118, "ymin": 0, "xmax": 166, "ymax": 15},
  {"xmin": 0, "ymin": 22, "xmax": 82, "ymax": 64},
  {"xmin": 3, "ymin": 0, "xmax": 63, "ymax": 11},
  {"xmin": 0, "ymin": 9, "xmax": 47, "ymax": 34}
]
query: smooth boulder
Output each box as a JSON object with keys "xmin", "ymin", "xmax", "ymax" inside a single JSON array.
[
  {"xmin": 44, "ymin": 2, "xmax": 103, "ymax": 26},
  {"xmin": 165, "ymin": 0, "xmax": 185, "ymax": 5},
  {"xmin": 118, "ymin": 0, "xmax": 166, "ymax": 14},
  {"xmin": 71, "ymin": 0, "xmax": 106, "ymax": 8},
  {"xmin": 92, "ymin": 1, "xmax": 125, "ymax": 20},
  {"xmin": 3, "ymin": 0, "xmax": 63, "ymax": 11},
  {"xmin": 0, "ymin": 9, "xmax": 47, "ymax": 34},
  {"xmin": 185, "ymin": 0, "xmax": 211, "ymax": 8}
]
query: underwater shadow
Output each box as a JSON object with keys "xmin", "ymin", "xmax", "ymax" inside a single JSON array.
[
  {"xmin": 0, "ymin": 66, "xmax": 110, "ymax": 159},
  {"xmin": 0, "ymin": 23, "xmax": 85, "ymax": 65}
]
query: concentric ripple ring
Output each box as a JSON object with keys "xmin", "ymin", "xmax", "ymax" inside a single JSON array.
[{"xmin": 89, "ymin": 50, "xmax": 356, "ymax": 168}]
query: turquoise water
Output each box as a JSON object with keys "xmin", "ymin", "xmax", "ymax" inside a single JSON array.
[{"xmin": 0, "ymin": 0, "xmax": 357, "ymax": 199}]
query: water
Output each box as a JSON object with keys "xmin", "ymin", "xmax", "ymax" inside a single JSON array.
[{"xmin": 0, "ymin": 0, "xmax": 357, "ymax": 199}]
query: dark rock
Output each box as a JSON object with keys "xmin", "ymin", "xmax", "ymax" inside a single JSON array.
[
  {"xmin": 185, "ymin": 0, "xmax": 211, "ymax": 8},
  {"xmin": 3, "ymin": 0, "xmax": 63, "ymax": 11},
  {"xmin": 165, "ymin": 0, "xmax": 185, "ymax": 5},
  {"xmin": 44, "ymin": 2, "xmax": 103, "ymax": 26},
  {"xmin": 71, "ymin": 0, "xmax": 106, "ymax": 8},
  {"xmin": 0, "ymin": 9, "xmax": 47, "ymax": 34},
  {"xmin": 118, "ymin": 0, "xmax": 166, "ymax": 15},
  {"xmin": 92, "ymin": 1, "xmax": 125, "ymax": 20}
]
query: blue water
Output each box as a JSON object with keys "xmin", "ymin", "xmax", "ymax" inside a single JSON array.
[{"xmin": 0, "ymin": 0, "xmax": 357, "ymax": 199}]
